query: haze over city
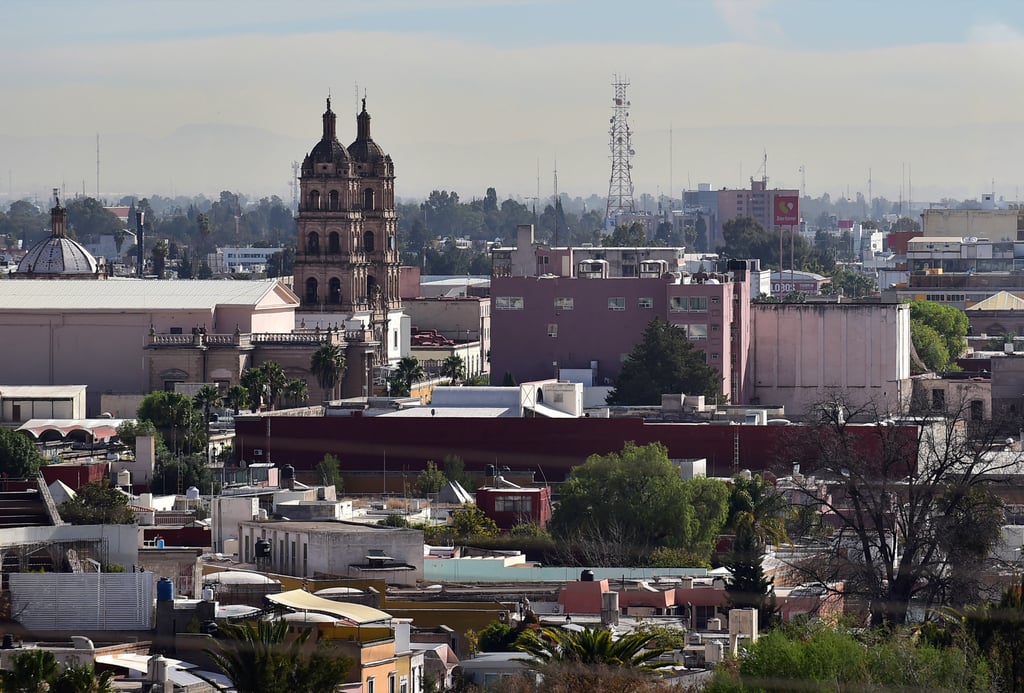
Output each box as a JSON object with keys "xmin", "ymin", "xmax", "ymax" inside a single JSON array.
[{"xmin": 4, "ymin": 0, "xmax": 1024, "ymax": 205}]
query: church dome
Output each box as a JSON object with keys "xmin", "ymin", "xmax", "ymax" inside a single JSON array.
[
  {"xmin": 19, "ymin": 237, "xmax": 100, "ymax": 274},
  {"xmin": 16, "ymin": 190, "xmax": 103, "ymax": 277},
  {"xmin": 303, "ymin": 97, "xmax": 351, "ymax": 172},
  {"xmin": 348, "ymin": 98, "xmax": 385, "ymax": 163}
]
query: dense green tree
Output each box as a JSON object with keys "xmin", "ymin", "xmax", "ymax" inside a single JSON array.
[
  {"xmin": 193, "ymin": 384, "xmax": 222, "ymax": 438},
  {"xmin": 515, "ymin": 626, "xmax": 670, "ymax": 670},
  {"xmin": 115, "ymin": 419, "xmax": 159, "ymax": 452},
  {"xmin": 550, "ymin": 442, "xmax": 728, "ymax": 565},
  {"xmin": 137, "ymin": 390, "xmax": 204, "ymax": 455},
  {"xmin": 283, "ymin": 378, "xmax": 308, "ymax": 408},
  {"xmin": 601, "ymin": 222, "xmax": 647, "ymax": 247},
  {"xmin": 65, "ymin": 196, "xmax": 123, "ymax": 239},
  {"xmin": 1, "ymin": 648, "xmax": 59, "ymax": 692},
  {"xmin": 53, "ymin": 662, "xmax": 116, "ymax": 693},
  {"xmin": 203, "ymin": 618, "xmax": 351, "ymax": 693},
  {"xmin": 223, "ymin": 384, "xmax": 250, "ymax": 415},
  {"xmin": 726, "ymin": 473, "xmax": 791, "ymax": 548},
  {"xmin": 909, "ymin": 300, "xmax": 968, "ymax": 371},
  {"xmin": 151, "ymin": 238, "xmax": 168, "ymax": 277},
  {"xmin": 151, "ymin": 453, "xmax": 216, "ymax": 495},
  {"xmin": 607, "ymin": 318, "xmax": 721, "ymax": 405},
  {"xmin": 891, "ymin": 216, "xmax": 921, "ymax": 232},
  {"xmin": 440, "ymin": 354, "xmax": 465, "ymax": 383},
  {"xmin": 821, "ymin": 266, "xmax": 877, "ymax": 297},
  {"xmin": 310, "ymin": 343, "xmax": 346, "ymax": 401},
  {"xmin": 177, "ymin": 250, "xmax": 194, "ymax": 279},
  {"xmin": 58, "ymin": 479, "xmax": 136, "ymax": 525},
  {"xmin": 0, "ymin": 199, "xmax": 47, "ymax": 246},
  {"xmin": 0, "ymin": 427, "xmax": 44, "ymax": 478},
  {"xmin": 450, "ymin": 504, "xmax": 499, "ymax": 539},
  {"xmin": 960, "ymin": 578, "xmax": 1024, "ymax": 692},
  {"xmin": 392, "ymin": 356, "xmax": 425, "ymax": 395},
  {"xmin": 442, "ymin": 454, "xmax": 475, "ymax": 490},
  {"xmin": 265, "ymin": 246, "xmax": 295, "ymax": 278},
  {"xmin": 316, "ymin": 453, "xmax": 344, "ymax": 495},
  {"xmin": 724, "ymin": 527, "xmax": 778, "ymax": 628},
  {"xmin": 416, "ymin": 460, "xmax": 447, "ymax": 495},
  {"xmin": 239, "ymin": 365, "xmax": 268, "ymax": 411},
  {"xmin": 705, "ymin": 623, "xmax": 989, "ymax": 693},
  {"xmin": 911, "ymin": 321, "xmax": 950, "ymax": 373}
]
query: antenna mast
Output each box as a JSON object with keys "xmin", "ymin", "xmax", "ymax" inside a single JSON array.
[
  {"xmin": 95, "ymin": 134, "xmax": 100, "ymax": 200},
  {"xmin": 605, "ymin": 75, "xmax": 635, "ymax": 219},
  {"xmin": 799, "ymin": 164, "xmax": 806, "ymax": 199}
]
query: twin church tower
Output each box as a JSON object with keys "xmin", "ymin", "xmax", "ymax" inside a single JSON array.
[{"xmin": 294, "ymin": 97, "xmax": 402, "ymax": 321}]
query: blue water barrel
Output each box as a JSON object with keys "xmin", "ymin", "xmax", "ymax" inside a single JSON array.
[
  {"xmin": 157, "ymin": 577, "xmax": 174, "ymax": 602},
  {"xmin": 156, "ymin": 538, "xmax": 165, "ymax": 549}
]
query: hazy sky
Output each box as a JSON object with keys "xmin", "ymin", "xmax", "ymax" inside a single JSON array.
[{"xmin": 3, "ymin": 0, "xmax": 1024, "ymax": 206}]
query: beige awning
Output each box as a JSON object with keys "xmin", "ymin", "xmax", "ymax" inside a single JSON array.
[{"xmin": 266, "ymin": 589, "xmax": 391, "ymax": 625}]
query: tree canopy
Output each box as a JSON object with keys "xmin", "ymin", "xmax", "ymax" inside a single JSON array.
[
  {"xmin": 607, "ymin": 318, "xmax": 721, "ymax": 405},
  {"xmin": 58, "ymin": 479, "xmax": 136, "ymax": 525},
  {"xmin": 909, "ymin": 300, "xmax": 968, "ymax": 372},
  {"xmin": 549, "ymin": 442, "xmax": 728, "ymax": 566},
  {"xmin": 0, "ymin": 427, "xmax": 44, "ymax": 478}
]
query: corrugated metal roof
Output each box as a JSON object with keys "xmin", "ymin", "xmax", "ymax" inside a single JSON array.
[
  {"xmin": 967, "ymin": 291, "xmax": 1024, "ymax": 311},
  {"xmin": 0, "ymin": 278, "xmax": 295, "ymax": 311}
]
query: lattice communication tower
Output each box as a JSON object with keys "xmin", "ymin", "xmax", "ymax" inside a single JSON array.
[{"xmin": 606, "ymin": 76, "xmax": 636, "ymax": 219}]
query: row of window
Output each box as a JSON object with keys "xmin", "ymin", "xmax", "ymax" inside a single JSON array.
[
  {"xmin": 498, "ymin": 295, "xmax": 717, "ymax": 311},
  {"xmin": 924, "ymin": 293, "xmax": 967, "ymax": 303},
  {"xmin": 546, "ymin": 322, "xmax": 710, "ymax": 340},
  {"xmin": 306, "ymin": 230, "xmax": 395, "ymax": 255},
  {"xmin": 307, "ymin": 188, "xmax": 377, "ymax": 211}
]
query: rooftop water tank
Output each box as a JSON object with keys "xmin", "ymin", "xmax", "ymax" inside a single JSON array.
[{"xmin": 157, "ymin": 577, "xmax": 174, "ymax": 602}]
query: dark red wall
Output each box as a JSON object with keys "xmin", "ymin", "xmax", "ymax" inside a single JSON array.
[
  {"xmin": 42, "ymin": 462, "xmax": 109, "ymax": 491},
  {"xmin": 235, "ymin": 417, "xmax": 915, "ymax": 481}
]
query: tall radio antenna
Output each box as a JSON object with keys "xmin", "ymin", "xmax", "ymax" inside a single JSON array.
[{"xmin": 605, "ymin": 75, "xmax": 635, "ymax": 219}]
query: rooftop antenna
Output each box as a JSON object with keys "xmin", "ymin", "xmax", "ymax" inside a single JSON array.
[
  {"xmin": 799, "ymin": 164, "xmax": 806, "ymax": 199},
  {"xmin": 669, "ymin": 122, "xmax": 674, "ymax": 208},
  {"xmin": 536, "ymin": 158, "xmax": 541, "ymax": 211},
  {"xmin": 553, "ymin": 156, "xmax": 559, "ymax": 247},
  {"xmin": 95, "ymin": 133, "xmax": 100, "ymax": 200},
  {"xmin": 868, "ymin": 167, "xmax": 872, "ymax": 218},
  {"xmin": 605, "ymin": 74, "xmax": 636, "ymax": 219}
]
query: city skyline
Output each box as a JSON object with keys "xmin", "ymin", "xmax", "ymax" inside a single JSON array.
[{"xmin": 3, "ymin": 0, "xmax": 1024, "ymax": 206}]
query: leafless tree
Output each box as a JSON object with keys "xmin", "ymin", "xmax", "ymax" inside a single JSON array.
[{"xmin": 778, "ymin": 393, "xmax": 1016, "ymax": 628}]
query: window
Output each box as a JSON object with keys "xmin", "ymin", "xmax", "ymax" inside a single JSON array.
[
  {"xmin": 670, "ymin": 297, "xmax": 685, "ymax": 312},
  {"xmin": 328, "ymin": 278, "xmax": 341, "ymax": 304},
  {"xmin": 689, "ymin": 296, "xmax": 708, "ymax": 312},
  {"xmin": 169, "ymin": 327, "xmax": 183, "ymax": 335},
  {"xmin": 328, "ymin": 232, "xmax": 340, "ymax": 254},
  {"xmin": 495, "ymin": 495, "xmax": 534, "ymax": 513},
  {"xmin": 711, "ymin": 296, "xmax": 721, "ymax": 304},
  {"xmin": 307, "ymin": 232, "xmax": 319, "ymax": 254},
  {"xmin": 688, "ymin": 324, "xmax": 708, "ymax": 340},
  {"xmin": 608, "ymin": 297, "xmax": 625, "ymax": 311},
  {"xmin": 367, "ymin": 678, "xmax": 375, "ymax": 693},
  {"xmin": 364, "ymin": 187, "xmax": 375, "ymax": 210},
  {"xmin": 495, "ymin": 296, "xmax": 524, "ymax": 310},
  {"xmin": 388, "ymin": 673, "xmax": 396, "ymax": 693},
  {"xmin": 711, "ymin": 352, "xmax": 720, "ymax": 359},
  {"xmin": 363, "ymin": 230, "xmax": 375, "ymax": 253},
  {"xmin": 547, "ymin": 324, "xmax": 558, "ymax": 338},
  {"xmin": 304, "ymin": 277, "xmax": 318, "ymax": 305},
  {"xmin": 971, "ymin": 399, "xmax": 984, "ymax": 421},
  {"xmin": 554, "ymin": 297, "xmax": 574, "ymax": 311},
  {"xmin": 931, "ymin": 389, "xmax": 945, "ymax": 410},
  {"xmin": 328, "ymin": 189, "xmax": 340, "ymax": 210},
  {"xmin": 638, "ymin": 297, "xmax": 653, "ymax": 308}
]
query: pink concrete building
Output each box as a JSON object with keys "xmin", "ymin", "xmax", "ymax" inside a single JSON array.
[
  {"xmin": 716, "ymin": 179, "xmax": 800, "ymax": 241},
  {"xmin": 488, "ymin": 231, "xmax": 754, "ymax": 401}
]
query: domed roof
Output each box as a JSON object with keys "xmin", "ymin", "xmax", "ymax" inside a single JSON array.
[
  {"xmin": 19, "ymin": 237, "xmax": 99, "ymax": 275},
  {"xmin": 348, "ymin": 97, "xmax": 385, "ymax": 163},
  {"xmin": 305, "ymin": 97, "xmax": 351, "ymax": 168},
  {"xmin": 16, "ymin": 191, "xmax": 101, "ymax": 277}
]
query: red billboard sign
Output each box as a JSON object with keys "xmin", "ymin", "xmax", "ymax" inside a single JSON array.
[{"xmin": 773, "ymin": 195, "xmax": 799, "ymax": 226}]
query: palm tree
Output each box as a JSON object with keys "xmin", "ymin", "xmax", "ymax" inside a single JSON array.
[
  {"xmin": 258, "ymin": 361, "xmax": 288, "ymax": 410},
  {"xmin": 223, "ymin": 384, "xmax": 250, "ymax": 415},
  {"xmin": 727, "ymin": 473, "xmax": 791, "ymax": 549},
  {"xmin": 151, "ymin": 238, "xmax": 168, "ymax": 278},
  {"xmin": 53, "ymin": 663, "xmax": 115, "ymax": 693},
  {"xmin": 2, "ymin": 648, "xmax": 59, "ymax": 692},
  {"xmin": 240, "ymin": 366, "xmax": 268, "ymax": 411},
  {"xmin": 202, "ymin": 618, "xmax": 351, "ymax": 693},
  {"xmin": 440, "ymin": 354, "xmax": 466, "ymax": 384},
  {"xmin": 283, "ymin": 378, "xmax": 308, "ymax": 408},
  {"xmin": 395, "ymin": 356, "xmax": 425, "ymax": 393},
  {"xmin": 515, "ymin": 626, "xmax": 670, "ymax": 670},
  {"xmin": 310, "ymin": 343, "xmax": 346, "ymax": 401},
  {"xmin": 193, "ymin": 384, "xmax": 222, "ymax": 438}
]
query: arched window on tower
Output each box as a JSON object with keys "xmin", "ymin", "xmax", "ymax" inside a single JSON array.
[
  {"xmin": 363, "ymin": 230, "xmax": 375, "ymax": 253},
  {"xmin": 305, "ymin": 277, "xmax": 318, "ymax": 305},
  {"xmin": 328, "ymin": 277, "xmax": 342, "ymax": 304},
  {"xmin": 363, "ymin": 188, "xmax": 375, "ymax": 211},
  {"xmin": 307, "ymin": 232, "xmax": 320, "ymax": 254},
  {"xmin": 328, "ymin": 232, "xmax": 340, "ymax": 254},
  {"xmin": 366, "ymin": 276, "xmax": 377, "ymax": 303},
  {"xmin": 328, "ymin": 190, "xmax": 340, "ymax": 211},
  {"xmin": 308, "ymin": 190, "xmax": 320, "ymax": 211}
]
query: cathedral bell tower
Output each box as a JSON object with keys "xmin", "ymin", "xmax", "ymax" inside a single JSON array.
[{"xmin": 293, "ymin": 97, "xmax": 400, "ymax": 317}]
